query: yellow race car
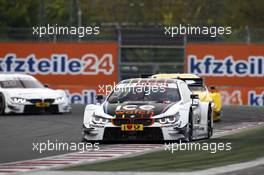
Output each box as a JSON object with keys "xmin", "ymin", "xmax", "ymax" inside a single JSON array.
[{"xmin": 151, "ymin": 73, "xmax": 222, "ymax": 122}]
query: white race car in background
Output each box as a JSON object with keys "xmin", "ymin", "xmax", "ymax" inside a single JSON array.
[
  {"xmin": 82, "ymin": 78, "xmax": 213, "ymax": 142},
  {"xmin": 0, "ymin": 74, "xmax": 71, "ymax": 114}
]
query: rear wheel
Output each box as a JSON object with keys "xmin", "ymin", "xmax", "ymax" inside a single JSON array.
[
  {"xmin": 207, "ymin": 105, "xmax": 213, "ymax": 138},
  {"xmin": 185, "ymin": 108, "xmax": 193, "ymax": 142},
  {"xmin": 0, "ymin": 94, "xmax": 6, "ymax": 115}
]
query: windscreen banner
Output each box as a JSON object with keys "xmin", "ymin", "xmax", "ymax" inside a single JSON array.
[
  {"xmin": 0, "ymin": 42, "xmax": 118, "ymax": 104},
  {"xmin": 186, "ymin": 43, "xmax": 264, "ymax": 106}
]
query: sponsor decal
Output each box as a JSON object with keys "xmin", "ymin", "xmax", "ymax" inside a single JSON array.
[
  {"xmin": 115, "ymin": 105, "xmax": 155, "ymax": 117},
  {"xmin": 218, "ymin": 88, "xmax": 264, "ymax": 106},
  {"xmin": 188, "ymin": 55, "xmax": 264, "ymax": 77},
  {"xmin": 116, "ymin": 105, "xmax": 155, "ymax": 111},
  {"xmin": 66, "ymin": 89, "xmax": 96, "ymax": 104},
  {"xmin": 186, "ymin": 44, "xmax": 264, "ymax": 87},
  {"xmin": 115, "ymin": 110, "xmax": 154, "ymax": 117},
  {"xmin": 0, "ymin": 53, "xmax": 114, "ymax": 75},
  {"xmin": 248, "ymin": 91, "xmax": 264, "ymax": 106},
  {"xmin": 186, "ymin": 44, "xmax": 264, "ymax": 106},
  {"xmin": 0, "ymin": 42, "xmax": 118, "ymax": 105},
  {"xmin": 220, "ymin": 90, "xmax": 243, "ymax": 105}
]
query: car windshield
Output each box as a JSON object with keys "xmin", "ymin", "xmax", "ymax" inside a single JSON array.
[
  {"xmin": 0, "ymin": 79, "xmax": 44, "ymax": 88},
  {"xmin": 108, "ymin": 84, "xmax": 181, "ymax": 103}
]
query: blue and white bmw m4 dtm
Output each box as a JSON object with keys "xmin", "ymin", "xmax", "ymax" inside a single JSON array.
[
  {"xmin": 0, "ymin": 74, "xmax": 71, "ymax": 115},
  {"xmin": 82, "ymin": 78, "xmax": 213, "ymax": 142}
]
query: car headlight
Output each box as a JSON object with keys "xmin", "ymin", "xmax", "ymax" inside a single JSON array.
[
  {"xmin": 11, "ymin": 97, "xmax": 27, "ymax": 104},
  {"xmin": 55, "ymin": 96, "xmax": 64, "ymax": 103},
  {"xmin": 158, "ymin": 112, "xmax": 180, "ymax": 124},
  {"xmin": 92, "ymin": 114, "xmax": 110, "ymax": 124}
]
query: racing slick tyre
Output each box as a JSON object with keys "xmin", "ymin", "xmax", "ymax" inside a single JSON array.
[
  {"xmin": 207, "ymin": 105, "xmax": 213, "ymax": 138},
  {"xmin": 81, "ymin": 138, "xmax": 102, "ymax": 144},
  {"xmin": 185, "ymin": 108, "xmax": 194, "ymax": 142},
  {"xmin": 81, "ymin": 138, "xmax": 93, "ymax": 143},
  {"xmin": 0, "ymin": 93, "xmax": 6, "ymax": 115},
  {"xmin": 81, "ymin": 138, "xmax": 89, "ymax": 142}
]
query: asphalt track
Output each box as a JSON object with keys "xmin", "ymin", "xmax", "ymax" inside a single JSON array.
[{"xmin": 0, "ymin": 105, "xmax": 263, "ymax": 164}]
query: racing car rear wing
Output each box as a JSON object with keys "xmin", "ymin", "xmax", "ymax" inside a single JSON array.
[{"xmin": 174, "ymin": 77, "xmax": 204, "ymax": 87}]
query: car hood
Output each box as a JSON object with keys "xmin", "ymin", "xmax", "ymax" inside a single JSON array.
[
  {"xmin": 103, "ymin": 101, "xmax": 176, "ymax": 118},
  {"xmin": 3, "ymin": 88, "xmax": 61, "ymax": 99}
]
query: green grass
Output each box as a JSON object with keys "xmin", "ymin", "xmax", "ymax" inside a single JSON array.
[{"xmin": 64, "ymin": 126, "xmax": 264, "ymax": 172}]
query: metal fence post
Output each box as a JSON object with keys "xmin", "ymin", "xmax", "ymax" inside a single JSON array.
[
  {"xmin": 117, "ymin": 25, "xmax": 122, "ymax": 81},
  {"xmin": 77, "ymin": 0, "xmax": 82, "ymax": 42},
  {"xmin": 245, "ymin": 25, "xmax": 251, "ymax": 44},
  {"xmin": 183, "ymin": 34, "xmax": 187, "ymax": 73}
]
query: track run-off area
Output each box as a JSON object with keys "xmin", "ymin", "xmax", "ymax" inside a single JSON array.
[{"xmin": 0, "ymin": 105, "xmax": 263, "ymax": 174}]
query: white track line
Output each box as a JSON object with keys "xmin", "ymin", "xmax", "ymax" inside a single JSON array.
[
  {"xmin": 0, "ymin": 144, "xmax": 164, "ymax": 174},
  {"xmin": 25, "ymin": 157, "xmax": 264, "ymax": 175},
  {"xmin": 0, "ymin": 122, "xmax": 263, "ymax": 174}
]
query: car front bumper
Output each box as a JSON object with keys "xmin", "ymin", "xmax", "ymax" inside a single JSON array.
[
  {"xmin": 82, "ymin": 124, "xmax": 187, "ymax": 142},
  {"xmin": 5, "ymin": 102, "xmax": 71, "ymax": 114}
]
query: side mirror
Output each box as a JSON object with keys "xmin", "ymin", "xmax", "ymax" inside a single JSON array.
[
  {"xmin": 96, "ymin": 94, "xmax": 104, "ymax": 104},
  {"xmin": 44, "ymin": 84, "xmax": 49, "ymax": 88},
  {"xmin": 190, "ymin": 94, "xmax": 199, "ymax": 106},
  {"xmin": 190, "ymin": 94, "xmax": 199, "ymax": 99}
]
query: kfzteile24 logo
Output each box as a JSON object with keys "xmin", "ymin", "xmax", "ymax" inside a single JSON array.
[
  {"xmin": 188, "ymin": 55, "xmax": 264, "ymax": 77},
  {"xmin": 0, "ymin": 53, "xmax": 114, "ymax": 75}
]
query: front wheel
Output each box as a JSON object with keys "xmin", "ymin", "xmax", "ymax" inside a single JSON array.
[{"xmin": 0, "ymin": 94, "xmax": 6, "ymax": 115}]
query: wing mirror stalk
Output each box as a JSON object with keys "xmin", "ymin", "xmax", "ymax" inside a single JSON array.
[
  {"xmin": 96, "ymin": 94, "xmax": 104, "ymax": 104},
  {"xmin": 190, "ymin": 94, "xmax": 199, "ymax": 107}
]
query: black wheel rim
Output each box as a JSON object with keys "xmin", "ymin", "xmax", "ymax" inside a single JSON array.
[{"xmin": 0, "ymin": 97, "xmax": 4, "ymax": 114}]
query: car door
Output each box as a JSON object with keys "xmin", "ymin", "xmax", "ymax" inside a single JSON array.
[{"xmin": 179, "ymin": 82, "xmax": 200, "ymax": 123}]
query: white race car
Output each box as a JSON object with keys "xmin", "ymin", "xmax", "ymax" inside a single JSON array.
[
  {"xmin": 82, "ymin": 78, "xmax": 213, "ymax": 142},
  {"xmin": 0, "ymin": 74, "xmax": 71, "ymax": 114}
]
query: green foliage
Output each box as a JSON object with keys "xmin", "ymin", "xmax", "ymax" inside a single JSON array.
[
  {"xmin": 45, "ymin": 0, "xmax": 70, "ymax": 25},
  {"xmin": 0, "ymin": 0, "xmax": 263, "ymax": 28},
  {"xmin": 0, "ymin": 0, "xmax": 38, "ymax": 27}
]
